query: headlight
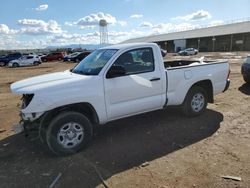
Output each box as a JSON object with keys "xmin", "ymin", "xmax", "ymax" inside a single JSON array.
[{"xmin": 21, "ymin": 94, "xmax": 34, "ymax": 109}]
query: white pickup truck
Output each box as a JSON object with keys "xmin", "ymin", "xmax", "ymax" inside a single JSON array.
[{"xmin": 11, "ymin": 43, "xmax": 230, "ymax": 155}]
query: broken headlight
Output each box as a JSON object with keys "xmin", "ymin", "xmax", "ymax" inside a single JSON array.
[{"xmin": 21, "ymin": 94, "xmax": 34, "ymax": 109}]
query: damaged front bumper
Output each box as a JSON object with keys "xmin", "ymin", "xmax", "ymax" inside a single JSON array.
[
  {"xmin": 14, "ymin": 113, "xmax": 43, "ymax": 141},
  {"xmin": 21, "ymin": 111, "xmax": 44, "ymax": 121}
]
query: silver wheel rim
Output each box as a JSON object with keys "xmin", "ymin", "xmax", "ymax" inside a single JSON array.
[
  {"xmin": 57, "ymin": 122, "xmax": 84, "ymax": 149},
  {"xmin": 191, "ymin": 93, "xmax": 204, "ymax": 112}
]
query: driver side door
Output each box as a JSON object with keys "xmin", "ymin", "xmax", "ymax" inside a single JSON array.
[{"xmin": 104, "ymin": 48, "xmax": 164, "ymax": 120}]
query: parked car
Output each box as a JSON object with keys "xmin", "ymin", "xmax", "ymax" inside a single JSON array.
[
  {"xmin": 241, "ymin": 55, "xmax": 250, "ymax": 83},
  {"xmin": 41, "ymin": 52, "xmax": 64, "ymax": 62},
  {"xmin": 8, "ymin": 55, "xmax": 41, "ymax": 67},
  {"xmin": 37, "ymin": 54, "xmax": 46, "ymax": 61},
  {"xmin": 11, "ymin": 43, "xmax": 230, "ymax": 155},
  {"xmin": 63, "ymin": 52, "xmax": 81, "ymax": 62},
  {"xmin": 178, "ymin": 48, "xmax": 198, "ymax": 56},
  {"xmin": 64, "ymin": 51, "xmax": 92, "ymax": 62},
  {"xmin": 0, "ymin": 53, "xmax": 22, "ymax": 66}
]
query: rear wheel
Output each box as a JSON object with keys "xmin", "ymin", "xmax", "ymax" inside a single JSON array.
[
  {"xmin": 0, "ymin": 62, "xmax": 5, "ymax": 67},
  {"xmin": 12, "ymin": 63, "xmax": 19, "ymax": 68},
  {"xmin": 58, "ymin": 58, "xmax": 62, "ymax": 61},
  {"xmin": 243, "ymin": 75, "xmax": 250, "ymax": 84},
  {"xmin": 33, "ymin": 61, "xmax": 39, "ymax": 66},
  {"xmin": 42, "ymin": 58, "xmax": 47, "ymax": 62},
  {"xmin": 182, "ymin": 86, "xmax": 207, "ymax": 117},
  {"xmin": 46, "ymin": 111, "xmax": 93, "ymax": 156}
]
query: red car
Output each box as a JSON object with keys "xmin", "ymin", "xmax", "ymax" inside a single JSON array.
[{"xmin": 41, "ymin": 52, "xmax": 64, "ymax": 62}]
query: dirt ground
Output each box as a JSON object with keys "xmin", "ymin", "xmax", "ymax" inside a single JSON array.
[{"xmin": 0, "ymin": 53, "xmax": 250, "ymax": 188}]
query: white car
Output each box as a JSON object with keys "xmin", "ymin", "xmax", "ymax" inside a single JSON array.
[
  {"xmin": 63, "ymin": 52, "xmax": 81, "ymax": 62},
  {"xmin": 8, "ymin": 55, "xmax": 41, "ymax": 67},
  {"xmin": 11, "ymin": 43, "xmax": 230, "ymax": 155},
  {"xmin": 178, "ymin": 48, "xmax": 198, "ymax": 56}
]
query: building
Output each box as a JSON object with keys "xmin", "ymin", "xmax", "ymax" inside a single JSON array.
[{"xmin": 123, "ymin": 20, "xmax": 250, "ymax": 52}]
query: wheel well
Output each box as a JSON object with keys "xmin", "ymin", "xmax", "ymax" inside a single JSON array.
[
  {"xmin": 191, "ymin": 80, "xmax": 214, "ymax": 103},
  {"xmin": 39, "ymin": 103, "xmax": 99, "ymax": 130}
]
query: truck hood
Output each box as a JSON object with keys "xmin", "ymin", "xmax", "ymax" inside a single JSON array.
[{"xmin": 11, "ymin": 70, "xmax": 94, "ymax": 94}]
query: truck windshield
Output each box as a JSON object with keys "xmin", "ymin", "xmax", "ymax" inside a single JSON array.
[{"xmin": 72, "ymin": 49, "xmax": 118, "ymax": 75}]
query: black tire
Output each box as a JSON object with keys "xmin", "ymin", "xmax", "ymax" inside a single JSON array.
[
  {"xmin": 243, "ymin": 75, "xmax": 250, "ymax": 84},
  {"xmin": 46, "ymin": 111, "xmax": 93, "ymax": 156},
  {"xmin": 75, "ymin": 58, "xmax": 80, "ymax": 63},
  {"xmin": 33, "ymin": 61, "xmax": 39, "ymax": 66},
  {"xmin": 182, "ymin": 86, "xmax": 207, "ymax": 117},
  {"xmin": 42, "ymin": 58, "xmax": 47, "ymax": 62},
  {"xmin": 58, "ymin": 58, "xmax": 62, "ymax": 61},
  {"xmin": 12, "ymin": 63, "xmax": 19, "ymax": 68},
  {"xmin": 0, "ymin": 62, "xmax": 5, "ymax": 67}
]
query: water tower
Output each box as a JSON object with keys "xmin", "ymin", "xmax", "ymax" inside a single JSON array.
[{"xmin": 99, "ymin": 19, "xmax": 108, "ymax": 44}]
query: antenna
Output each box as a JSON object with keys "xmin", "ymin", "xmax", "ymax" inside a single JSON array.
[{"xmin": 99, "ymin": 19, "xmax": 108, "ymax": 44}]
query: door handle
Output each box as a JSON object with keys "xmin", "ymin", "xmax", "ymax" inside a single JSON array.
[{"xmin": 150, "ymin": 77, "xmax": 161, "ymax": 82}]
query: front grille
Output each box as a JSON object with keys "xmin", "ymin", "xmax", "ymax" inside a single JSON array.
[{"xmin": 21, "ymin": 94, "xmax": 34, "ymax": 109}]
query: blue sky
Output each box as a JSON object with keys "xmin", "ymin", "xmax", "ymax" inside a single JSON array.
[{"xmin": 0, "ymin": 0, "xmax": 249, "ymax": 49}]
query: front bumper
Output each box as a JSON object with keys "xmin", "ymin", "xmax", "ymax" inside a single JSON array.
[
  {"xmin": 17, "ymin": 111, "xmax": 44, "ymax": 140},
  {"xmin": 20, "ymin": 119, "xmax": 41, "ymax": 140},
  {"xmin": 223, "ymin": 79, "xmax": 230, "ymax": 92},
  {"xmin": 21, "ymin": 111, "xmax": 44, "ymax": 121}
]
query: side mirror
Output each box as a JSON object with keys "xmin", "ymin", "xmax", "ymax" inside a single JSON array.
[{"xmin": 106, "ymin": 65, "xmax": 126, "ymax": 78}]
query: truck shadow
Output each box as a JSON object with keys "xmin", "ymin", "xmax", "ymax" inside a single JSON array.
[
  {"xmin": 0, "ymin": 109, "xmax": 223, "ymax": 188},
  {"xmin": 238, "ymin": 83, "xmax": 250, "ymax": 95}
]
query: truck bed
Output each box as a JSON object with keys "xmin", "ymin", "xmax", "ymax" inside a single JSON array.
[
  {"xmin": 164, "ymin": 60, "xmax": 216, "ymax": 69},
  {"xmin": 164, "ymin": 59, "xmax": 229, "ymax": 106}
]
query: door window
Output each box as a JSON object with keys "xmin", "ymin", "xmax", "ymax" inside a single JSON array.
[{"xmin": 112, "ymin": 48, "xmax": 154, "ymax": 76}]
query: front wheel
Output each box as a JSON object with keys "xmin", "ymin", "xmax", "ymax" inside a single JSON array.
[
  {"xmin": 243, "ymin": 75, "xmax": 250, "ymax": 84},
  {"xmin": 46, "ymin": 111, "xmax": 93, "ymax": 156},
  {"xmin": 12, "ymin": 63, "xmax": 19, "ymax": 68},
  {"xmin": 182, "ymin": 86, "xmax": 207, "ymax": 117}
]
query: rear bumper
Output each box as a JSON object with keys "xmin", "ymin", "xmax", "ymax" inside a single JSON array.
[{"xmin": 223, "ymin": 79, "xmax": 230, "ymax": 92}]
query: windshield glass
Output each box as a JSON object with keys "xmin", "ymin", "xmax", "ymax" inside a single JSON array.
[{"xmin": 72, "ymin": 49, "xmax": 117, "ymax": 75}]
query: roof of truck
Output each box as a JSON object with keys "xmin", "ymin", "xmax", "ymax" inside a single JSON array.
[{"xmin": 101, "ymin": 42, "xmax": 157, "ymax": 50}]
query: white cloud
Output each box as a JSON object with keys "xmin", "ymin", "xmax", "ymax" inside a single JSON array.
[
  {"xmin": 139, "ymin": 21, "xmax": 200, "ymax": 34},
  {"xmin": 0, "ymin": 27, "xmax": 145, "ymax": 49},
  {"xmin": 47, "ymin": 30, "xmax": 137, "ymax": 46},
  {"xmin": 35, "ymin": 4, "xmax": 48, "ymax": 11},
  {"xmin": 210, "ymin": 20, "xmax": 224, "ymax": 26},
  {"xmin": 139, "ymin": 22, "xmax": 153, "ymax": 28},
  {"xmin": 173, "ymin": 10, "xmax": 212, "ymax": 21},
  {"xmin": 0, "ymin": 24, "xmax": 18, "ymax": 34},
  {"xmin": 118, "ymin": 21, "xmax": 127, "ymax": 26},
  {"xmin": 73, "ymin": 12, "xmax": 117, "ymax": 29},
  {"xmin": 65, "ymin": 22, "xmax": 74, "ymax": 26},
  {"xmin": 0, "ymin": 35, "xmax": 48, "ymax": 49},
  {"xmin": 18, "ymin": 19, "xmax": 63, "ymax": 35},
  {"xmin": 130, "ymin": 14, "xmax": 143, "ymax": 19}
]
